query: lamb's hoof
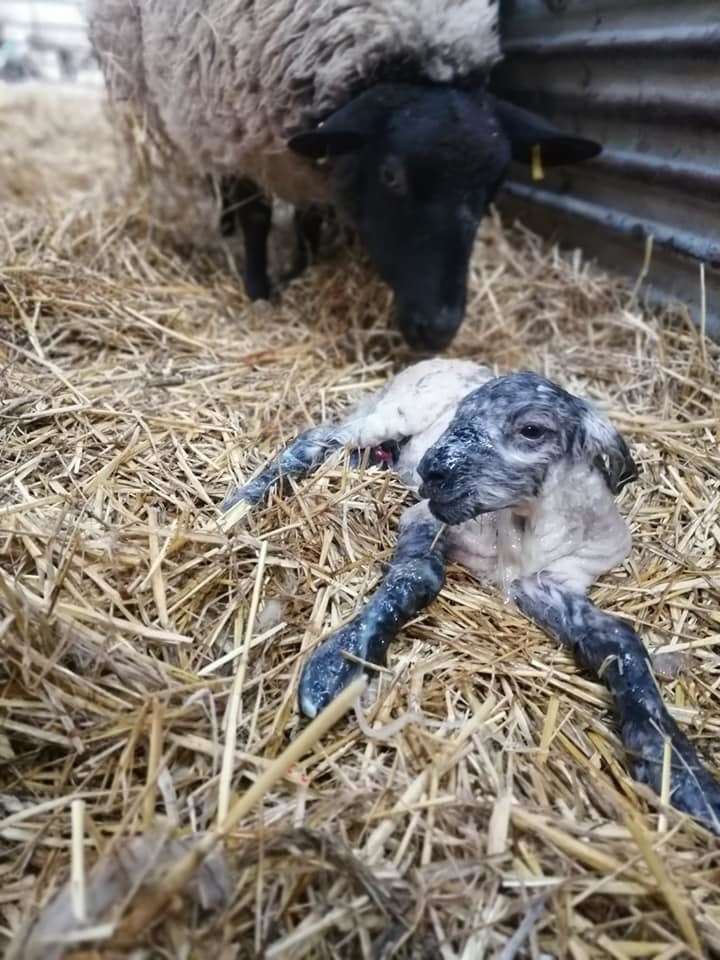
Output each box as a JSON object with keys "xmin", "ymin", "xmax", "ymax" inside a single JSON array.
[
  {"xmin": 653, "ymin": 762, "xmax": 720, "ymax": 833},
  {"xmin": 298, "ymin": 623, "xmax": 366, "ymax": 719},
  {"xmin": 630, "ymin": 733, "xmax": 720, "ymax": 833},
  {"xmin": 218, "ymin": 482, "xmax": 261, "ymax": 533}
]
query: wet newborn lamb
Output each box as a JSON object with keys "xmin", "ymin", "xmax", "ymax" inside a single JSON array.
[{"xmin": 224, "ymin": 359, "xmax": 720, "ymax": 830}]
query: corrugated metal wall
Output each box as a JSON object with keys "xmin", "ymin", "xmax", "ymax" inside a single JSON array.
[{"xmin": 493, "ymin": 0, "xmax": 720, "ymax": 338}]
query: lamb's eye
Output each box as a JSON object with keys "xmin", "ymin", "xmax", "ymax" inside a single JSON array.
[
  {"xmin": 380, "ymin": 158, "xmax": 406, "ymax": 194},
  {"xmin": 519, "ymin": 423, "xmax": 547, "ymax": 440}
]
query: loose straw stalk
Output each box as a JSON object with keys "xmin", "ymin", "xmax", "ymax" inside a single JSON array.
[
  {"xmin": 112, "ymin": 677, "xmax": 366, "ymax": 943},
  {"xmin": 218, "ymin": 541, "xmax": 268, "ymax": 823},
  {"xmin": 70, "ymin": 800, "xmax": 87, "ymax": 924}
]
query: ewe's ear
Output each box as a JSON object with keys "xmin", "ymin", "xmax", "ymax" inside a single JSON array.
[
  {"xmin": 288, "ymin": 87, "xmax": 393, "ymax": 159},
  {"xmin": 491, "ymin": 96, "xmax": 601, "ymax": 166},
  {"xmin": 576, "ymin": 409, "xmax": 638, "ymax": 495},
  {"xmin": 288, "ymin": 129, "xmax": 366, "ymax": 159}
]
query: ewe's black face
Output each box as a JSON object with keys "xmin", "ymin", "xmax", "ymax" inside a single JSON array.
[
  {"xmin": 292, "ymin": 85, "xmax": 509, "ymax": 352},
  {"xmin": 330, "ymin": 88, "xmax": 510, "ymax": 352},
  {"xmin": 289, "ymin": 84, "xmax": 601, "ymax": 352},
  {"xmin": 417, "ymin": 373, "xmax": 637, "ymax": 525}
]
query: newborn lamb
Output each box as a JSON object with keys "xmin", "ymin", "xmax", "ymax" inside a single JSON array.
[{"xmin": 223, "ymin": 359, "xmax": 720, "ymax": 831}]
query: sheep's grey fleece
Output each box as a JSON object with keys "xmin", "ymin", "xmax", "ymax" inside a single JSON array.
[{"xmin": 88, "ymin": 0, "xmax": 501, "ymax": 204}]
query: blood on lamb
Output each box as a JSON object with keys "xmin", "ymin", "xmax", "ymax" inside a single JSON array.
[
  {"xmin": 224, "ymin": 358, "xmax": 720, "ymax": 831},
  {"xmin": 88, "ymin": 0, "xmax": 600, "ymax": 350}
]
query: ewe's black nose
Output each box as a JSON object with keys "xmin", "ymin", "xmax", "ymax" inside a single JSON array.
[{"xmin": 396, "ymin": 306, "xmax": 465, "ymax": 354}]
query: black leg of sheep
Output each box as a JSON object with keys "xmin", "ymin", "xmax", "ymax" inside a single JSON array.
[
  {"xmin": 221, "ymin": 425, "xmax": 345, "ymax": 511},
  {"xmin": 219, "ymin": 176, "xmax": 272, "ymax": 301},
  {"xmin": 512, "ymin": 574, "xmax": 720, "ymax": 832},
  {"xmin": 222, "ymin": 426, "xmax": 401, "ymax": 512},
  {"xmin": 291, "ymin": 205, "xmax": 324, "ymax": 279},
  {"xmin": 298, "ymin": 506, "xmax": 447, "ymax": 718}
]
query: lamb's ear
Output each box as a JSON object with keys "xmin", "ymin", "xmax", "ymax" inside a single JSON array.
[
  {"xmin": 576, "ymin": 409, "xmax": 638, "ymax": 495},
  {"xmin": 490, "ymin": 96, "xmax": 601, "ymax": 166}
]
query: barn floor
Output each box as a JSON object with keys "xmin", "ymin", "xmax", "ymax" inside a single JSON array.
[{"xmin": 2, "ymin": 84, "xmax": 720, "ymax": 959}]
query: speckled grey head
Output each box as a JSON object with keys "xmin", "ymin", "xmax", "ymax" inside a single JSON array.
[{"xmin": 417, "ymin": 372, "xmax": 637, "ymax": 525}]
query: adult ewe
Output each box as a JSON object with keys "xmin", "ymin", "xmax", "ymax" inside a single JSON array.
[
  {"xmin": 89, "ymin": 0, "xmax": 600, "ymax": 350},
  {"xmin": 223, "ymin": 359, "xmax": 720, "ymax": 832}
]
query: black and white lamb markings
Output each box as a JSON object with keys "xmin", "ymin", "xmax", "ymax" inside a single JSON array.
[{"xmin": 224, "ymin": 359, "xmax": 720, "ymax": 831}]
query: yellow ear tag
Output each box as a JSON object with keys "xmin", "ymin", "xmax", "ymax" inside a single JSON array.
[{"xmin": 531, "ymin": 143, "xmax": 544, "ymax": 182}]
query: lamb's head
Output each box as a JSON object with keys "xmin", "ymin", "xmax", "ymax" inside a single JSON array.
[
  {"xmin": 418, "ymin": 372, "xmax": 637, "ymax": 525},
  {"xmin": 289, "ymin": 85, "xmax": 600, "ymax": 352}
]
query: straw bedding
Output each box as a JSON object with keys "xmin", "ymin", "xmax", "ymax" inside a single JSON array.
[{"xmin": 2, "ymin": 84, "xmax": 720, "ymax": 959}]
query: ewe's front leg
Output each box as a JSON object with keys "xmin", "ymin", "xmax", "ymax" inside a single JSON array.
[
  {"xmin": 220, "ymin": 177, "xmax": 272, "ymax": 301},
  {"xmin": 291, "ymin": 205, "xmax": 324, "ymax": 279},
  {"xmin": 513, "ymin": 575, "xmax": 720, "ymax": 832},
  {"xmin": 299, "ymin": 503, "xmax": 447, "ymax": 718}
]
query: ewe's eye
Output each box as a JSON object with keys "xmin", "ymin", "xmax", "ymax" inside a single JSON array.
[
  {"xmin": 379, "ymin": 157, "xmax": 407, "ymax": 195},
  {"xmin": 519, "ymin": 423, "xmax": 547, "ymax": 441}
]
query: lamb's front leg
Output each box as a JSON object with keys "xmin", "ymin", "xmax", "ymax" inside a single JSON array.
[
  {"xmin": 299, "ymin": 503, "xmax": 447, "ymax": 718},
  {"xmin": 512, "ymin": 575, "xmax": 720, "ymax": 832}
]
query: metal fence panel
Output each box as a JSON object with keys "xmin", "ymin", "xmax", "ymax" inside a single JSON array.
[{"xmin": 493, "ymin": 0, "xmax": 720, "ymax": 337}]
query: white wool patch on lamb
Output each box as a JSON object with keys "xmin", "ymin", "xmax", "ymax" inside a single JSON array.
[{"xmin": 345, "ymin": 358, "xmax": 493, "ymax": 458}]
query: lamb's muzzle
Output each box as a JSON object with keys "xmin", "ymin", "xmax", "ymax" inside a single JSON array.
[{"xmin": 222, "ymin": 359, "xmax": 720, "ymax": 833}]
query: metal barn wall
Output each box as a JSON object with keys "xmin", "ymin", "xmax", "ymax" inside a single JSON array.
[{"xmin": 493, "ymin": 0, "xmax": 720, "ymax": 337}]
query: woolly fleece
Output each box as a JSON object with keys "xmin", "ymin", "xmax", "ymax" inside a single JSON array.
[{"xmin": 89, "ymin": 0, "xmax": 501, "ymax": 204}]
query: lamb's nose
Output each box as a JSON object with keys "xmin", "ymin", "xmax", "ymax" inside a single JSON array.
[
  {"xmin": 418, "ymin": 452, "xmax": 451, "ymax": 491},
  {"xmin": 421, "ymin": 465, "xmax": 447, "ymax": 486}
]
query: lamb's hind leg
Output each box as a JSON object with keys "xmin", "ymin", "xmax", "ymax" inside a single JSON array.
[
  {"xmin": 222, "ymin": 424, "xmax": 403, "ymax": 513},
  {"xmin": 512, "ymin": 575, "xmax": 720, "ymax": 832},
  {"xmin": 299, "ymin": 502, "xmax": 447, "ymax": 718},
  {"xmin": 221, "ymin": 380, "xmax": 414, "ymax": 518},
  {"xmin": 222, "ymin": 425, "xmax": 348, "ymax": 511}
]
